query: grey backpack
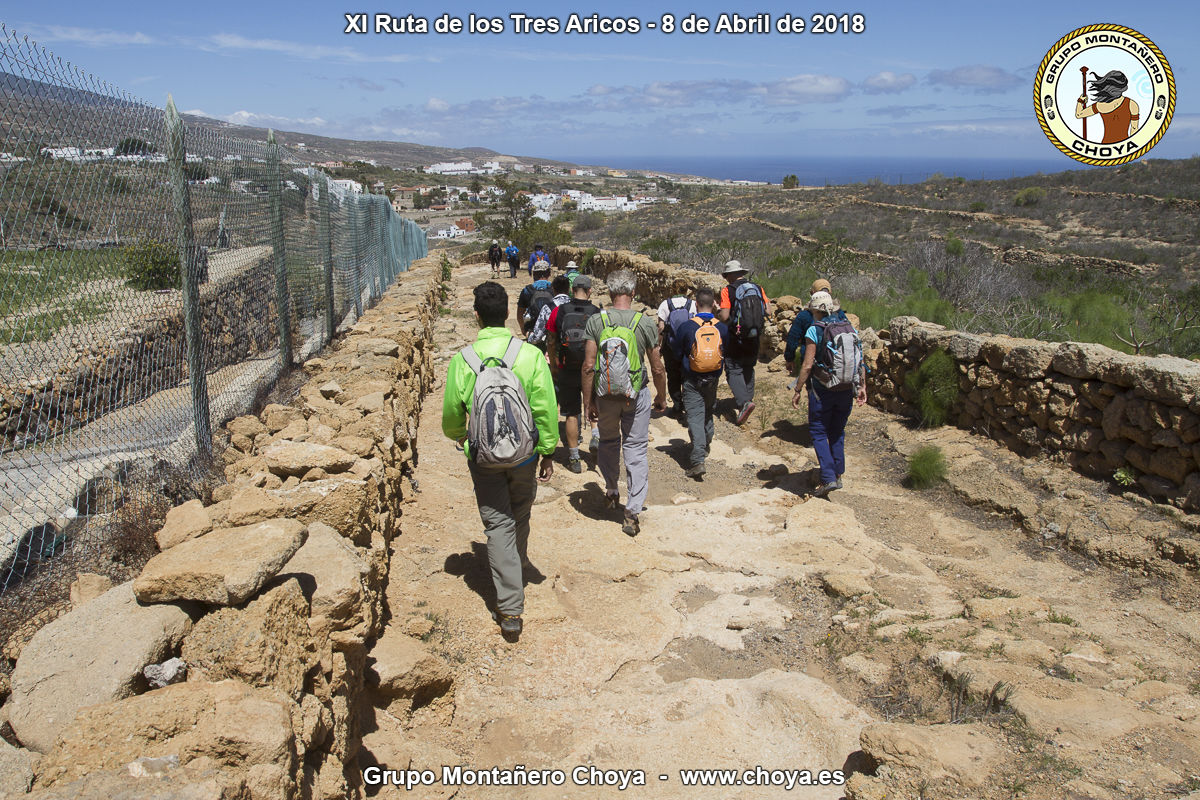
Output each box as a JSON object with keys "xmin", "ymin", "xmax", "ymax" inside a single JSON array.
[{"xmin": 462, "ymin": 338, "xmax": 538, "ymax": 468}]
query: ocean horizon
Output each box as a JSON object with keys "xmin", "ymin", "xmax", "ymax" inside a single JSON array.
[{"xmin": 556, "ymin": 155, "xmax": 1095, "ymax": 186}]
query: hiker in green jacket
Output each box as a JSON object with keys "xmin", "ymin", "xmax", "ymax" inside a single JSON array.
[{"xmin": 442, "ymin": 281, "xmax": 558, "ymax": 640}]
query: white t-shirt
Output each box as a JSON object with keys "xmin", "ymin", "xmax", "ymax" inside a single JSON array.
[{"xmin": 656, "ymin": 296, "xmax": 697, "ymax": 324}]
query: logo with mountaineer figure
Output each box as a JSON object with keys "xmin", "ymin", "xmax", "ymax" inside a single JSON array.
[{"xmin": 1035, "ymin": 24, "xmax": 1175, "ymax": 166}]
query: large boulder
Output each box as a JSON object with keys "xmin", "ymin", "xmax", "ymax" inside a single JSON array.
[
  {"xmin": 181, "ymin": 579, "xmax": 314, "ymax": 700},
  {"xmin": 280, "ymin": 522, "xmax": 378, "ymax": 645},
  {"xmin": 156, "ymin": 500, "xmax": 214, "ymax": 551},
  {"xmin": 261, "ymin": 440, "xmax": 357, "ymax": 477},
  {"xmin": 365, "ymin": 629, "xmax": 454, "ymax": 715},
  {"xmin": 134, "ymin": 519, "xmax": 307, "ymax": 606},
  {"xmin": 33, "ymin": 680, "xmax": 298, "ymax": 793},
  {"xmin": 0, "ymin": 739, "xmax": 35, "ymax": 795},
  {"xmin": 9, "ymin": 582, "xmax": 192, "ymax": 752},
  {"xmin": 859, "ymin": 722, "xmax": 1000, "ymax": 787},
  {"xmin": 19, "ymin": 763, "xmax": 248, "ymax": 800}
]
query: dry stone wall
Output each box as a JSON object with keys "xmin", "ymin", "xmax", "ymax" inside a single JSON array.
[
  {"xmin": 553, "ymin": 246, "xmax": 1200, "ymax": 512},
  {"xmin": 4, "ymin": 255, "xmax": 442, "ymax": 799},
  {"xmin": 867, "ymin": 317, "xmax": 1200, "ymax": 511}
]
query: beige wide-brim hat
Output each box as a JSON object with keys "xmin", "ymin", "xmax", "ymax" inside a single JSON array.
[
  {"xmin": 721, "ymin": 260, "xmax": 749, "ymax": 276},
  {"xmin": 566, "ymin": 260, "xmax": 577, "ymax": 268},
  {"xmin": 808, "ymin": 290, "xmax": 839, "ymax": 314}
]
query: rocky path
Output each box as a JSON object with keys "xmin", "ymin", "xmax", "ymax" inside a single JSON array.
[{"xmin": 363, "ymin": 262, "xmax": 1200, "ymax": 800}]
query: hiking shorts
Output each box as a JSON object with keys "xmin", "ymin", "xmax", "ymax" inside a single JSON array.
[{"xmin": 554, "ymin": 373, "xmax": 584, "ymax": 417}]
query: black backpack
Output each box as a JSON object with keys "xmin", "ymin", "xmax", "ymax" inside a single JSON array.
[
  {"xmin": 729, "ymin": 281, "xmax": 765, "ymax": 341},
  {"xmin": 558, "ymin": 300, "xmax": 600, "ymax": 368},
  {"xmin": 526, "ymin": 287, "xmax": 555, "ymax": 331}
]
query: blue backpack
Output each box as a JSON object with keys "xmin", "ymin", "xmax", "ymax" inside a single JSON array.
[{"xmin": 664, "ymin": 296, "xmax": 692, "ymax": 346}]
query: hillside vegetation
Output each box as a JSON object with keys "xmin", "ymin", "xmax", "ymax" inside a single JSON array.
[{"xmin": 576, "ymin": 157, "xmax": 1200, "ymax": 359}]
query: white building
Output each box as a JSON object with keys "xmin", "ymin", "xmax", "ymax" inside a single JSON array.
[
  {"xmin": 578, "ymin": 196, "xmax": 638, "ymax": 212},
  {"xmin": 427, "ymin": 161, "xmax": 474, "ymax": 175},
  {"xmin": 429, "ymin": 223, "xmax": 467, "ymax": 239},
  {"xmin": 330, "ymin": 179, "xmax": 363, "ymax": 195}
]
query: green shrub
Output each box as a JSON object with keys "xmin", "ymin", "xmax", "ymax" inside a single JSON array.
[
  {"xmin": 123, "ymin": 240, "xmax": 179, "ymax": 290},
  {"xmin": 905, "ymin": 348, "xmax": 959, "ymax": 427},
  {"xmin": 1013, "ymin": 187, "xmax": 1046, "ymax": 207},
  {"xmin": 907, "ymin": 445, "xmax": 949, "ymax": 489},
  {"xmin": 968, "ymin": 201, "xmax": 987, "ymax": 213},
  {"xmin": 945, "ymin": 233, "xmax": 964, "ymax": 256}
]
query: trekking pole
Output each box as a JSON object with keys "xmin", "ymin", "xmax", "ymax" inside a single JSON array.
[{"xmin": 1080, "ymin": 66, "xmax": 1089, "ymax": 141}]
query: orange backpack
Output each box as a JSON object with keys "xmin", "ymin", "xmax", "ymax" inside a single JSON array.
[{"xmin": 689, "ymin": 317, "xmax": 723, "ymax": 373}]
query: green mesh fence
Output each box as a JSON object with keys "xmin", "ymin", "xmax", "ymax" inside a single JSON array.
[{"xmin": 0, "ymin": 23, "xmax": 427, "ymax": 605}]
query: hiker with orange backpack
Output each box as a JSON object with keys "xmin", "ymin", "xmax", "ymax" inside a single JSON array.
[{"xmin": 672, "ymin": 286, "xmax": 729, "ymax": 479}]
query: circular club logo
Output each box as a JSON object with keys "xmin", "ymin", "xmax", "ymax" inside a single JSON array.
[{"xmin": 1035, "ymin": 24, "xmax": 1175, "ymax": 165}]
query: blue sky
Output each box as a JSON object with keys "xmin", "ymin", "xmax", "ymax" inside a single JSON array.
[{"xmin": 5, "ymin": 1, "xmax": 1197, "ymax": 163}]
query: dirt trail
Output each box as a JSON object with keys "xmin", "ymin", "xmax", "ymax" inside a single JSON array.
[{"xmin": 364, "ymin": 262, "xmax": 1200, "ymax": 800}]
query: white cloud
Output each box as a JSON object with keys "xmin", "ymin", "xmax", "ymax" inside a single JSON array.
[
  {"xmin": 198, "ymin": 33, "xmax": 430, "ymax": 64},
  {"xmin": 756, "ymin": 74, "xmax": 853, "ymax": 105},
  {"xmin": 862, "ymin": 71, "xmax": 916, "ymax": 94},
  {"xmin": 17, "ymin": 24, "xmax": 156, "ymax": 46},
  {"xmin": 424, "ymin": 97, "xmax": 450, "ymax": 112},
  {"xmin": 222, "ymin": 110, "xmax": 329, "ymax": 128},
  {"xmin": 928, "ymin": 65, "xmax": 1024, "ymax": 94}
]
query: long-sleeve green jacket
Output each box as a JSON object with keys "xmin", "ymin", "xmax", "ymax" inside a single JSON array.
[{"xmin": 441, "ymin": 326, "xmax": 559, "ymax": 460}]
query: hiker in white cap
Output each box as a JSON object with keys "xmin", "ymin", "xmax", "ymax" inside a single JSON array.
[
  {"xmin": 716, "ymin": 260, "xmax": 771, "ymax": 425},
  {"xmin": 791, "ymin": 290, "xmax": 866, "ymax": 497}
]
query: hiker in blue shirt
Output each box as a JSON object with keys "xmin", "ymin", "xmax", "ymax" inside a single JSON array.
[
  {"xmin": 517, "ymin": 261, "xmax": 554, "ymax": 336},
  {"xmin": 527, "ymin": 244, "xmax": 549, "ymax": 275},
  {"xmin": 505, "ymin": 241, "xmax": 520, "ymax": 279},
  {"xmin": 673, "ymin": 287, "xmax": 730, "ymax": 479},
  {"xmin": 785, "ymin": 278, "xmax": 847, "ymax": 375},
  {"xmin": 792, "ymin": 291, "xmax": 867, "ymax": 498}
]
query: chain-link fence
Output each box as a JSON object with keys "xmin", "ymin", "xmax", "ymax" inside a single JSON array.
[{"xmin": 0, "ymin": 24, "xmax": 427, "ymax": 612}]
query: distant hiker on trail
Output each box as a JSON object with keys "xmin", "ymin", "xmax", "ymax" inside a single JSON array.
[
  {"xmin": 487, "ymin": 239, "xmax": 503, "ymax": 279},
  {"xmin": 546, "ymin": 275, "xmax": 602, "ymax": 473},
  {"xmin": 505, "ymin": 241, "xmax": 520, "ymax": 279},
  {"xmin": 785, "ymin": 278, "xmax": 848, "ymax": 377},
  {"xmin": 441, "ymin": 281, "xmax": 558, "ymax": 641},
  {"xmin": 563, "ymin": 259, "xmax": 582, "ymax": 290},
  {"xmin": 1076, "ymin": 70, "xmax": 1139, "ymax": 144},
  {"xmin": 582, "ymin": 270, "xmax": 667, "ymax": 536},
  {"xmin": 528, "ymin": 243, "xmax": 550, "ymax": 275},
  {"xmin": 717, "ymin": 260, "xmax": 771, "ymax": 426},
  {"xmin": 656, "ymin": 279, "xmax": 697, "ymax": 418},
  {"xmin": 517, "ymin": 261, "xmax": 553, "ymax": 336},
  {"xmin": 527, "ymin": 274, "xmax": 571, "ymax": 350},
  {"xmin": 673, "ymin": 286, "xmax": 728, "ymax": 479},
  {"xmin": 791, "ymin": 290, "xmax": 866, "ymax": 498}
]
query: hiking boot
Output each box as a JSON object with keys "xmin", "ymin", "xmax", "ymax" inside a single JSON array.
[
  {"xmin": 685, "ymin": 464, "xmax": 706, "ymax": 479},
  {"xmin": 812, "ymin": 481, "xmax": 839, "ymax": 498},
  {"xmin": 496, "ymin": 613, "xmax": 522, "ymax": 641},
  {"xmin": 735, "ymin": 401, "xmax": 756, "ymax": 426},
  {"xmin": 567, "ymin": 457, "xmax": 583, "ymax": 474},
  {"xmin": 605, "ymin": 492, "xmax": 620, "ymax": 510},
  {"xmin": 589, "ymin": 433, "xmax": 600, "ymax": 452},
  {"xmin": 622, "ymin": 513, "xmax": 640, "ymax": 537},
  {"xmin": 833, "ymin": 477, "xmax": 843, "ymax": 490}
]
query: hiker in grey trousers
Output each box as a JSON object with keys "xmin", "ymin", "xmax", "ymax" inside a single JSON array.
[{"xmin": 581, "ymin": 270, "xmax": 667, "ymax": 537}]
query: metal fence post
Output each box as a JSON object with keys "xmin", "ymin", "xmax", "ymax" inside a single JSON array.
[
  {"xmin": 349, "ymin": 194, "xmax": 364, "ymax": 318},
  {"xmin": 165, "ymin": 95, "xmax": 212, "ymax": 458},
  {"xmin": 376, "ymin": 199, "xmax": 386, "ymax": 289},
  {"xmin": 267, "ymin": 129, "xmax": 292, "ymax": 368},
  {"xmin": 319, "ymin": 178, "xmax": 335, "ymax": 343}
]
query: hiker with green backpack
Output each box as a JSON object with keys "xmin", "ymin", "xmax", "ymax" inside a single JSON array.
[
  {"xmin": 442, "ymin": 282, "xmax": 559, "ymax": 641},
  {"xmin": 580, "ymin": 270, "xmax": 667, "ymax": 536}
]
